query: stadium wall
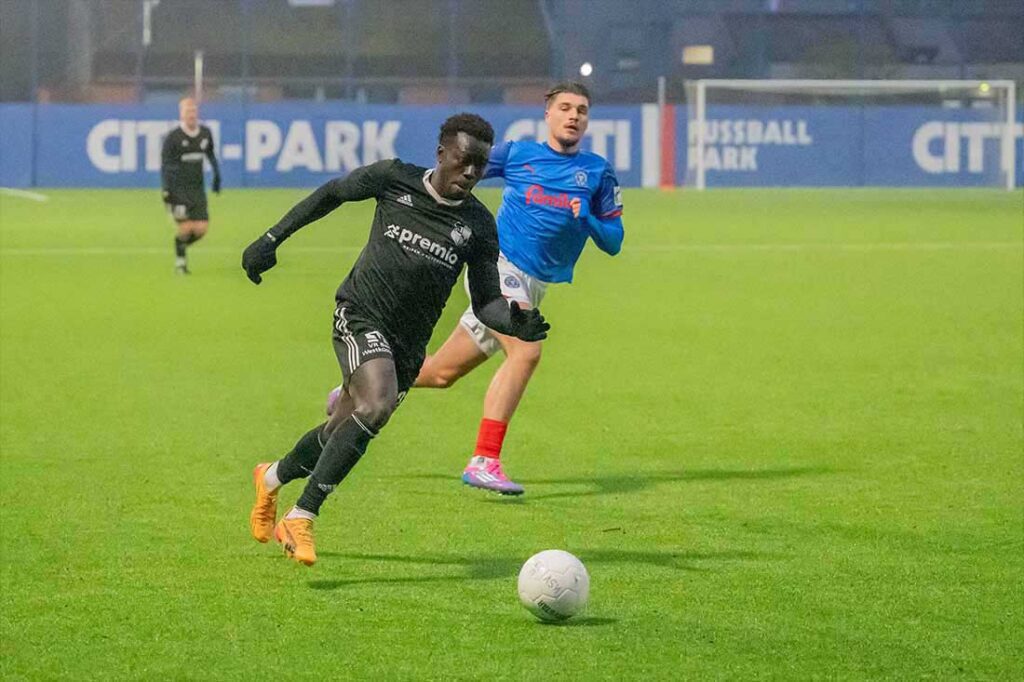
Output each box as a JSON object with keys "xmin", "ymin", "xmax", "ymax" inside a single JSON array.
[
  {"xmin": 0, "ymin": 103, "xmax": 1020, "ymax": 189},
  {"xmin": 678, "ymin": 105, "xmax": 1024, "ymax": 188}
]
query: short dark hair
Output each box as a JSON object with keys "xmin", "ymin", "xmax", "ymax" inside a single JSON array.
[
  {"xmin": 544, "ymin": 82, "xmax": 591, "ymax": 108},
  {"xmin": 438, "ymin": 113, "xmax": 495, "ymax": 146}
]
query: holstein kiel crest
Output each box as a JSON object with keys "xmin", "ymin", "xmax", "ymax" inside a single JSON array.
[
  {"xmin": 574, "ymin": 169, "xmax": 588, "ymax": 187},
  {"xmin": 450, "ymin": 221, "xmax": 472, "ymax": 246}
]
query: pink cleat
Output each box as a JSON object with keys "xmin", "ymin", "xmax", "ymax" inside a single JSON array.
[
  {"xmin": 326, "ymin": 385, "xmax": 342, "ymax": 416},
  {"xmin": 462, "ymin": 456, "xmax": 524, "ymax": 496}
]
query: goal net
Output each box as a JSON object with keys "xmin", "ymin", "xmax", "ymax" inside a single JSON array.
[{"xmin": 683, "ymin": 79, "xmax": 1018, "ymax": 190}]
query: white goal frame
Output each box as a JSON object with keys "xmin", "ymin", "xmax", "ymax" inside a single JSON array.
[{"xmin": 688, "ymin": 79, "xmax": 1017, "ymax": 191}]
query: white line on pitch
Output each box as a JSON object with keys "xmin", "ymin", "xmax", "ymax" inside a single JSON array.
[
  {"xmin": 0, "ymin": 242, "xmax": 1019, "ymax": 257},
  {"xmin": 0, "ymin": 245, "xmax": 362, "ymax": 256},
  {"xmin": 628, "ymin": 241, "xmax": 1022, "ymax": 252},
  {"xmin": 0, "ymin": 188, "xmax": 49, "ymax": 202}
]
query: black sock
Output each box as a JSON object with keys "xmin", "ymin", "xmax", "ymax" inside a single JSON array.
[
  {"xmin": 276, "ymin": 423, "xmax": 327, "ymax": 485},
  {"xmin": 175, "ymin": 236, "xmax": 187, "ymax": 258},
  {"xmin": 295, "ymin": 416, "xmax": 374, "ymax": 515},
  {"xmin": 185, "ymin": 232, "xmax": 203, "ymax": 244}
]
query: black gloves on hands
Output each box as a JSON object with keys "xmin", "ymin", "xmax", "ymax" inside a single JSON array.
[
  {"xmin": 212, "ymin": 175, "xmax": 222, "ymax": 194},
  {"xmin": 241, "ymin": 233, "xmax": 278, "ymax": 284},
  {"xmin": 509, "ymin": 301, "xmax": 550, "ymax": 342}
]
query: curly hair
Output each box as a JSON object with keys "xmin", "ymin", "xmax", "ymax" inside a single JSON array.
[
  {"xmin": 544, "ymin": 82, "xmax": 592, "ymax": 108},
  {"xmin": 438, "ymin": 113, "xmax": 495, "ymax": 146}
]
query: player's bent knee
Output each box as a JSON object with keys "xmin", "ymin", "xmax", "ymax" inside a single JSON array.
[
  {"xmin": 507, "ymin": 339, "xmax": 543, "ymax": 368},
  {"xmin": 353, "ymin": 401, "xmax": 394, "ymax": 433}
]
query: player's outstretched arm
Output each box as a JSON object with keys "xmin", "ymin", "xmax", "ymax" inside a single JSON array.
[
  {"xmin": 241, "ymin": 161, "xmax": 393, "ymax": 284},
  {"xmin": 466, "ymin": 259, "xmax": 550, "ymax": 342}
]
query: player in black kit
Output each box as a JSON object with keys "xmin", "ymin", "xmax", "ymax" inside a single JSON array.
[
  {"xmin": 161, "ymin": 97, "xmax": 221, "ymax": 274},
  {"xmin": 241, "ymin": 113, "xmax": 549, "ymax": 566}
]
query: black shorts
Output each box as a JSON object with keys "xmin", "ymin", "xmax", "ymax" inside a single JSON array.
[
  {"xmin": 165, "ymin": 189, "xmax": 208, "ymax": 222},
  {"xmin": 331, "ymin": 302, "xmax": 423, "ymax": 399}
]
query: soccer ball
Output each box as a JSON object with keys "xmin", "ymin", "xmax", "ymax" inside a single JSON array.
[{"xmin": 517, "ymin": 550, "xmax": 589, "ymax": 622}]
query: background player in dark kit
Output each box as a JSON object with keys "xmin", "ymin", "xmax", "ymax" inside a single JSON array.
[
  {"xmin": 161, "ymin": 97, "xmax": 221, "ymax": 274},
  {"xmin": 241, "ymin": 113, "xmax": 549, "ymax": 566}
]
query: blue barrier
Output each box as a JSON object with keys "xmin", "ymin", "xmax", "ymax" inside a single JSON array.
[
  {"xmin": 0, "ymin": 104, "xmax": 34, "ymax": 187},
  {"xmin": 0, "ymin": 102, "xmax": 1020, "ymax": 189},
  {"xmin": 686, "ymin": 105, "xmax": 1023, "ymax": 188},
  {"xmin": 17, "ymin": 103, "xmax": 643, "ymax": 189}
]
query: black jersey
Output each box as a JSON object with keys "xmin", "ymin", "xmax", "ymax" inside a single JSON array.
[
  {"xmin": 267, "ymin": 159, "xmax": 502, "ymax": 352},
  {"xmin": 161, "ymin": 125, "xmax": 218, "ymax": 193}
]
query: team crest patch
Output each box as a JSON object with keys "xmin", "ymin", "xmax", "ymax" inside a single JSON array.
[
  {"xmin": 363, "ymin": 331, "xmax": 391, "ymax": 354},
  {"xmin": 574, "ymin": 169, "xmax": 588, "ymax": 187},
  {"xmin": 504, "ymin": 275, "xmax": 522, "ymax": 289},
  {"xmin": 200, "ymin": 138, "xmax": 209, "ymax": 150},
  {"xmin": 450, "ymin": 221, "xmax": 472, "ymax": 246}
]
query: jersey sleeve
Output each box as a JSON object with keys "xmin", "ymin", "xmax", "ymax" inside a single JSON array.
[
  {"xmin": 266, "ymin": 159, "xmax": 397, "ymax": 243},
  {"xmin": 464, "ymin": 207, "xmax": 503, "ymax": 306},
  {"xmin": 592, "ymin": 163, "xmax": 623, "ymax": 219},
  {"xmin": 330, "ymin": 159, "xmax": 396, "ymax": 201},
  {"xmin": 483, "ymin": 141, "xmax": 513, "ymax": 180}
]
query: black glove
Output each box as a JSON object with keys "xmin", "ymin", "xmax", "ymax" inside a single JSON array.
[
  {"xmin": 241, "ymin": 233, "xmax": 278, "ymax": 284},
  {"xmin": 509, "ymin": 301, "xmax": 549, "ymax": 342},
  {"xmin": 211, "ymin": 175, "xmax": 221, "ymax": 194},
  {"xmin": 161, "ymin": 189, "xmax": 174, "ymax": 204}
]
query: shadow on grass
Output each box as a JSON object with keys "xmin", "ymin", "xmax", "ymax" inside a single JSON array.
[
  {"xmin": 307, "ymin": 547, "xmax": 771, "ymax": 591},
  {"xmin": 534, "ymin": 616, "xmax": 618, "ymax": 627},
  {"xmin": 397, "ymin": 466, "xmax": 834, "ymax": 502}
]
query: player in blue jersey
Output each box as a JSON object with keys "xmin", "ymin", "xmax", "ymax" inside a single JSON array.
[{"xmin": 389, "ymin": 82, "xmax": 623, "ymax": 495}]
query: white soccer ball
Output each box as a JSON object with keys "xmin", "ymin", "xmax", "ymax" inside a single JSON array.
[{"xmin": 517, "ymin": 550, "xmax": 589, "ymax": 622}]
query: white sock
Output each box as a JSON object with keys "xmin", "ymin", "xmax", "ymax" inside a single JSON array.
[
  {"xmin": 263, "ymin": 461, "xmax": 282, "ymax": 492},
  {"xmin": 285, "ymin": 506, "xmax": 316, "ymax": 521},
  {"xmin": 175, "ymin": 256, "xmax": 187, "ymax": 267},
  {"xmin": 469, "ymin": 455, "xmax": 494, "ymax": 467}
]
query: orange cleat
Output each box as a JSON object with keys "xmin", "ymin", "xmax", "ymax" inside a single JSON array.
[
  {"xmin": 249, "ymin": 462, "xmax": 279, "ymax": 543},
  {"xmin": 274, "ymin": 516, "xmax": 317, "ymax": 566}
]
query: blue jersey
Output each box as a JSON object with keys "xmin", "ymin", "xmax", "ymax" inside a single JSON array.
[{"xmin": 483, "ymin": 141, "xmax": 623, "ymax": 283}]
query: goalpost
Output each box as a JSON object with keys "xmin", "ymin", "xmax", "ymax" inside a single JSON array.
[
  {"xmin": 193, "ymin": 50, "xmax": 204, "ymax": 103},
  {"xmin": 684, "ymin": 79, "xmax": 1018, "ymax": 191}
]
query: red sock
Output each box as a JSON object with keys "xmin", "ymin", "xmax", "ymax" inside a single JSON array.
[{"xmin": 474, "ymin": 418, "xmax": 508, "ymax": 459}]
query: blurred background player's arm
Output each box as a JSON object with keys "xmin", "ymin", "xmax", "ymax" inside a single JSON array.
[
  {"xmin": 160, "ymin": 131, "xmax": 177, "ymax": 203},
  {"xmin": 204, "ymin": 128, "xmax": 221, "ymax": 194}
]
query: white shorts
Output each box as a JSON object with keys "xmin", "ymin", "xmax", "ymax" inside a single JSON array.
[{"xmin": 460, "ymin": 252, "xmax": 549, "ymax": 357}]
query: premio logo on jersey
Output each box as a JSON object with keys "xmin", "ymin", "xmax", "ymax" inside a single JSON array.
[
  {"xmin": 450, "ymin": 221, "xmax": 471, "ymax": 246},
  {"xmin": 385, "ymin": 223, "xmax": 460, "ymax": 267}
]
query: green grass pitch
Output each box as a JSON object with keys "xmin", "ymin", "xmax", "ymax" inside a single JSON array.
[{"xmin": 1, "ymin": 187, "xmax": 1021, "ymax": 679}]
